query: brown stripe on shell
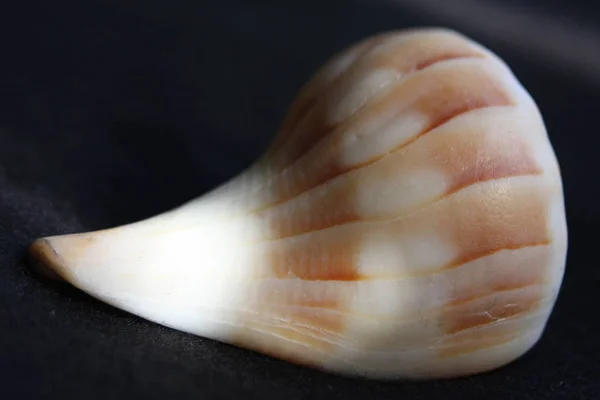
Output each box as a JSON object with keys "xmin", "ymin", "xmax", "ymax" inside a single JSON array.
[
  {"xmin": 368, "ymin": 30, "xmax": 487, "ymax": 72},
  {"xmin": 440, "ymin": 128, "xmax": 543, "ymax": 197},
  {"xmin": 263, "ymin": 231, "xmax": 362, "ymax": 281},
  {"xmin": 441, "ymin": 186, "xmax": 551, "ymax": 270},
  {"xmin": 436, "ymin": 298, "xmax": 550, "ymax": 359},
  {"xmin": 415, "ymin": 52, "xmax": 483, "ymax": 70},
  {"xmin": 266, "ymin": 29, "xmax": 490, "ymax": 173},
  {"xmin": 225, "ymin": 276, "xmax": 357, "ymax": 361},
  {"xmin": 435, "ymin": 239, "xmax": 554, "ymax": 359},
  {"xmin": 230, "ymin": 276, "xmax": 359, "ymax": 358},
  {"xmin": 263, "ymin": 35, "xmax": 385, "ymax": 162},
  {"xmin": 257, "ymin": 105, "xmax": 542, "ymax": 240},
  {"xmin": 241, "ymin": 317, "xmax": 338, "ymax": 352},
  {"xmin": 252, "ymin": 56, "xmax": 516, "ymax": 219},
  {"xmin": 443, "ymin": 285, "xmax": 547, "ymax": 335},
  {"xmin": 229, "ymin": 281, "xmax": 357, "ymax": 362},
  {"xmin": 446, "ymin": 244, "xmax": 551, "ymax": 307},
  {"xmin": 437, "ymin": 333, "xmax": 520, "ymax": 359},
  {"xmin": 261, "ymin": 176, "xmax": 552, "ymax": 282},
  {"xmin": 250, "ymin": 281, "xmax": 350, "ymax": 327},
  {"xmin": 228, "ymin": 322, "xmax": 331, "ymax": 369},
  {"xmin": 258, "ymin": 174, "xmax": 362, "ymax": 240},
  {"xmin": 433, "ymin": 182, "xmax": 553, "ymax": 358},
  {"xmin": 398, "ymin": 61, "xmax": 515, "ymax": 147}
]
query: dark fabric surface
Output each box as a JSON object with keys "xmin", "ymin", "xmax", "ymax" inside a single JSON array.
[{"xmin": 0, "ymin": 1, "xmax": 598, "ymax": 398}]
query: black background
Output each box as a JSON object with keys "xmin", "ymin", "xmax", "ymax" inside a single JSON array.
[{"xmin": 0, "ymin": 1, "xmax": 598, "ymax": 398}]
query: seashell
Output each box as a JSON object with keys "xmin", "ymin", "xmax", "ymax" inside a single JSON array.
[{"xmin": 27, "ymin": 28, "xmax": 567, "ymax": 380}]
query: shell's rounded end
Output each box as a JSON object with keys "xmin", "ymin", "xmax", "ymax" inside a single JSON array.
[{"xmin": 27, "ymin": 238, "xmax": 66, "ymax": 281}]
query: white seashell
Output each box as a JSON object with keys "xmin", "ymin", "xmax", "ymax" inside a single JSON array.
[{"xmin": 27, "ymin": 28, "xmax": 568, "ymax": 380}]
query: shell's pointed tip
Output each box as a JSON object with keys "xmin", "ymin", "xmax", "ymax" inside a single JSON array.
[{"xmin": 27, "ymin": 238, "xmax": 66, "ymax": 281}]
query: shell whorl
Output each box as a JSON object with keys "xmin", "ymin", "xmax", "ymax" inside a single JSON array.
[{"xmin": 28, "ymin": 28, "xmax": 567, "ymax": 380}]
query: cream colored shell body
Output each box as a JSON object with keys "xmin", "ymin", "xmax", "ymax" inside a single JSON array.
[{"xmin": 29, "ymin": 28, "xmax": 568, "ymax": 380}]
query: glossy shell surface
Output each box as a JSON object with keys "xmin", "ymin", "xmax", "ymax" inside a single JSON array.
[{"xmin": 28, "ymin": 28, "xmax": 568, "ymax": 380}]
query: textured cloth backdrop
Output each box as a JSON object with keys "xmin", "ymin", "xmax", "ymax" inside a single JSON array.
[{"xmin": 0, "ymin": 1, "xmax": 598, "ymax": 399}]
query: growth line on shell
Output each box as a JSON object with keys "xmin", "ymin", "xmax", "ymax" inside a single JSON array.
[
  {"xmin": 249, "ymin": 55, "xmax": 492, "ymax": 215},
  {"xmin": 251, "ymin": 105, "xmax": 517, "ymax": 223},
  {"xmin": 255, "ymin": 173, "xmax": 544, "ymax": 245},
  {"xmin": 273, "ymin": 53, "xmax": 487, "ymax": 173}
]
